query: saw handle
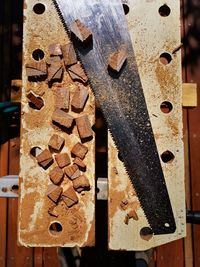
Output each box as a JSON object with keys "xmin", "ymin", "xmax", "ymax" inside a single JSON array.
[{"xmin": 186, "ymin": 210, "xmax": 200, "ymax": 224}]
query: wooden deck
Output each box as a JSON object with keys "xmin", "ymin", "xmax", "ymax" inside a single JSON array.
[{"xmin": 0, "ymin": 0, "xmax": 200, "ymax": 266}]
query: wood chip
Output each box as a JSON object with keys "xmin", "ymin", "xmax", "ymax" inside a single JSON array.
[
  {"xmin": 75, "ymin": 115, "xmax": 93, "ymax": 140},
  {"xmin": 108, "ymin": 45, "xmax": 127, "ymax": 72},
  {"xmin": 54, "ymin": 87, "xmax": 70, "ymax": 110},
  {"xmin": 26, "ymin": 61, "xmax": 47, "ymax": 77},
  {"xmin": 48, "ymin": 134, "xmax": 65, "ymax": 151},
  {"xmin": 27, "ymin": 92, "xmax": 44, "ymax": 110},
  {"xmin": 120, "ymin": 199, "xmax": 129, "ymax": 210},
  {"xmin": 70, "ymin": 19, "xmax": 92, "ymax": 43},
  {"xmin": 48, "ymin": 204, "xmax": 58, "ymax": 217},
  {"xmin": 49, "ymin": 166, "xmax": 64, "ymax": 184},
  {"xmin": 64, "ymin": 164, "xmax": 80, "ymax": 180},
  {"xmin": 73, "ymin": 174, "xmax": 90, "ymax": 193},
  {"xmin": 49, "ymin": 43, "xmax": 62, "ymax": 56},
  {"xmin": 52, "ymin": 108, "xmax": 74, "ymax": 128},
  {"xmin": 68, "ymin": 63, "xmax": 88, "ymax": 84},
  {"xmin": 55, "ymin": 153, "xmax": 71, "ymax": 168},
  {"xmin": 71, "ymin": 85, "xmax": 88, "ymax": 111},
  {"xmin": 71, "ymin": 142, "xmax": 88, "ymax": 159},
  {"xmin": 46, "ymin": 56, "xmax": 62, "ymax": 64},
  {"xmin": 47, "ymin": 61, "xmax": 63, "ymax": 82},
  {"xmin": 62, "ymin": 43, "xmax": 77, "ymax": 66},
  {"xmin": 62, "ymin": 187, "xmax": 78, "ymax": 208},
  {"xmin": 36, "ymin": 149, "xmax": 53, "ymax": 168},
  {"xmin": 73, "ymin": 157, "xmax": 86, "ymax": 170},
  {"xmin": 47, "ymin": 184, "xmax": 63, "ymax": 203},
  {"xmin": 124, "ymin": 210, "xmax": 139, "ymax": 225}
]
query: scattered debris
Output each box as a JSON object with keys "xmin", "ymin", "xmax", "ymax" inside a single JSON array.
[
  {"xmin": 47, "ymin": 61, "xmax": 63, "ymax": 83},
  {"xmin": 52, "ymin": 108, "xmax": 74, "ymax": 128},
  {"xmin": 55, "ymin": 153, "xmax": 71, "ymax": 168},
  {"xmin": 70, "ymin": 19, "xmax": 92, "ymax": 43},
  {"xmin": 124, "ymin": 209, "xmax": 139, "ymax": 225},
  {"xmin": 73, "ymin": 174, "xmax": 90, "ymax": 193},
  {"xmin": 71, "ymin": 142, "xmax": 88, "ymax": 159},
  {"xmin": 62, "ymin": 43, "xmax": 77, "ymax": 66},
  {"xmin": 73, "ymin": 157, "xmax": 86, "ymax": 171},
  {"xmin": 54, "ymin": 87, "xmax": 70, "ymax": 110},
  {"xmin": 68, "ymin": 63, "xmax": 88, "ymax": 84},
  {"xmin": 36, "ymin": 149, "xmax": 53, "ymax": 168},
  {"xmin": 62, "ymin": 186, "xmax": 78, "ymax": 208},
  {"xmin": 27, "ymin": 92, "xmax": 44, "ymax": 110},
  {"xmin": 49, "ymin": 43, "xmax": 62, "ymax": 56},
  {"xmin": 47, "ymin": 184, "xmax": 63, "ymax": 203},
  {"xmin": 49, "ymin": 166, "xmax": 64, "ymax": 184},
  {"xmin": 64, "ymin": 164, "xmax": 80, "ymax": 180},
  {"xmin": 48, "ymin": 134, "xmax": 65, "ymax": 151},
  {"xmin": 120, "ymin": 199, "xmax": 129, "ymax": 210},
  {"xmin": 76, "ymin": 115, "xmax": 93, "ymax": 140},
  {"xmin": 71, "ymin": 85, "xmax": 89, "ymax": 111},
  {"xmin": 48, "ymin": 204, "xmax": 58, "ymax": 217},
  {"xmin": 26, "ymin": 61, "xmax": 47, "ymax": 78},
  {"xmin": 108, "ymin": 45, "xmax": 127, "ymax": 72}
]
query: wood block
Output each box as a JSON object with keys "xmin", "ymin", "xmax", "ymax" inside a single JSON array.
[
  {"xmin": 182, "ymin": 83, "xmax": 197, "ymax": 107},
  {"xmin": 71, "ymin": 142, "xmax": 88, "ymax": 159},
  {"xmin": 75, "ymin": 115, "xmax": 93, "ymax": 140},
  {"xmin": 26, "ymin": 61, "xmax": 47, "ymax": 77},
  {"xmin": 54, "ymin": 87, "xmax": 70, "ymax": 110},
  {"xmin": 46, "ymin": 56, "xmax": 62, "ymax": 64},
  {"xmin": 62, "ymin": 43, "xmax": 77, "ymax": 66},
  {"xmin": 48, "ymin": 204, "xmax": 58, "ymax": 217},
  {"xmin": 49, "ymin": 43, "xmax": 62, "ymax": 56},
  {"xmin": 47, "ymin": 184, "xmax": 63, "ymax": 203},
  {"xmin": 73, "ymin": 174, "xmax": 90, "ymax": 193},
  {"xmin": 47, "ymin": 61, "xmax": 63, "ymax": 82},
  {"xmin": 108, "ymin": 45, "xmax": 127, "ymax": 72},
  {"xmin": 68, "ymin": 63, "xmax": 88, "ymax": 84},
  {"xmin": 49, "ymin": 166, "xmax": 64, "ymax": 184},
  {"xmin": 52, "ymin": 108, "xmax": 74, "ymax": 128},
  {"xmin": 64, "ymin": 164, "xmax": 80, "ymax": 180},
  {"xmin": 27, "ymin": 92, "xmax": 44, "ymax": 110},
  {"xmin": 62, "ymin": 186, "xmax": 79, "ymax": 208},
  {"xmin": 36, "ymin": 149, "xmax": 53, "ymax": 168},
  {"xmin": 73, "ymin": 157, "xmax": 86, "ymax": 171},
  {"xmin": 70, "ymin": 19, "xmax": 92, "ymax": 43},
  {"xmin": 71, "ymin": 85, "xmax": 89, "ymax": 111},
  {"xmin": 55, "ymin": 153, "xmax": 71, "ymax": 168},
  {"xmin": 48, "ymin": 134, "xmax": 65, "ymax": 151}
]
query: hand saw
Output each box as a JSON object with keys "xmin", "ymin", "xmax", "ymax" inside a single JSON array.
[{"xmin": 53, "ymin": 0, "xmax": 176, "ymax": 235}]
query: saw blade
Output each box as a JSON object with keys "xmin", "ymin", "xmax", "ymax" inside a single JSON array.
[{"xmin": 53, "ymin": 0, "xmax": 176, "ymax": 235}]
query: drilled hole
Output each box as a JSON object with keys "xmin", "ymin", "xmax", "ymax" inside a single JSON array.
[
  {"xmin": 159, "ymin": 4, "xmax": 171, "ymax": 17},
  {"xmin": 49, "ymin": 222, "xmax": 63, "ymax": 235},
  {"xmin": 2, "ymin": 187, "xmax": 8, "ymax": 193},
  {"xmin": 32, "ymin": 49, "xmax": 45, "ymax": 61},
  {"xmin": 160, "ymin": 101, "xmax": 173, "ymax": 113},
  {"xmin": 161, "ymin": 150, "xmax": 175, "ymax": 163},
  {"xmin": 159, "ymin": 52, "xmax": 172, "ymax": 65},
  {"xmin": 11, "ymin": 184, "xmax": 19, "ymax": 193},
  {"xmin": 33, "ymin": 3, "xmax": 45, "ymax": 14},
  {"xmin": 140, "ymin": 227, "xmax": 153, "ymax": 241},
  {"xmin": 123, "ymin": 4, "xmax": 130, "ymax": 15},
  {"xmin": 30, "ymin": 147, "xmax": 42, "ymax": 157}
]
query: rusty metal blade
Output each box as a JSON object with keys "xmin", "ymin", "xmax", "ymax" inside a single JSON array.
[{"xmin": 53, "ymin": 0, "xmax": 176, "ymax": 235}]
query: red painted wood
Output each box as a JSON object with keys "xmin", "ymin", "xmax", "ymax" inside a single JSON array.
[
  {"xmin": 43, "ymin": 248, "xmax": 60, "ymax": 267},
  {"xmin": 6, "ymin": 138, "xmax": 34, "ymax": 267},
  {"xmin": 34, "ymin": 248, "xmax": 43, "ymax": 267},
  {"xmin": 0, "ymin": 142, "xmax": 9, "ymax": 267}
]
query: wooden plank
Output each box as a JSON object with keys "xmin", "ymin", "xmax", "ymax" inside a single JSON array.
[
  {"xmin": 34, "ymin": 248, "xmax": 43, "ymax": 267},
  {"xmin": 156, "ymin": 240, "xmax": 184, "ymax": 267},
  {"xmin": 18, "ymin": 0, "xmax": 95, "ymax": 247},
  {"xmin": 43, "ymin": 248, "xmax": 60, "ymax": 267},
  {"xmin": 0, "ymin": 142, "xmax": 9, "ymax": 267},
  {"xmin": 7, "ymin": 137, "xmax": 34, "ymax": 267},
  {"xmin": 108, "ymin": 0, "xmax": 185, "ymax": 250}
]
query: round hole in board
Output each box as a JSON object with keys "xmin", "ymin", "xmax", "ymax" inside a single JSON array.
[
  {"xmin": 49, "ymin": 222, "xmax": 63, "ymax": 235},
  {"xmin": 30, "ymin": 147, "xmax": 42, "ymax": 157},
  {"xmin": 33, "ymin": 3, "xmax": 46, "ymax": 15},
  {"xmin": 161, "ymin": 150, "xmax": 175, "ymax": 163},
  {"xmin": 32, "ymin": 49, "xmax": 45, "ymax": 61},
  {"xmin": 158, "ymin": 4, "xmax": 171, "ymax": 17},
  {"xmin": 11, "ymin": 184, "xmax": 19, "ymax": 192},
  {"xmin": 140, "ymin": 227, "xmax": 153, "ymax": 241},
  {"xmin": 160, "ymin": 101, "xmax": 173, "ymax": 113},
  {"xmin": 2, "ymin": 187, "xmax": 8, "ymax": 193},
  {"xmin": 123, "ymin": 3, "xmax": 130, "ymax": 15},
  {"xmin": 159, "ymin": 52, "xmax": 172, "ymax": 65}
]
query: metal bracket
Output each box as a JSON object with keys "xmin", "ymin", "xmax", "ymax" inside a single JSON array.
[{"xmin": 0, "ymin": 175, "xmax": 107, "ymax": 199}]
